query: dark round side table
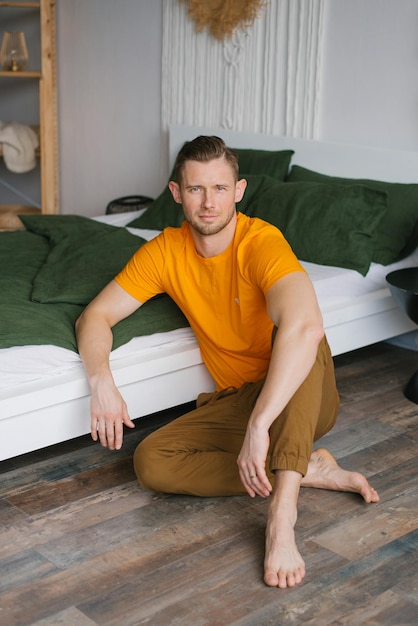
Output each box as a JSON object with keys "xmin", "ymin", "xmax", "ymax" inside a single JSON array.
[{"xmin": 386, "ymin": 267, "xmax": 418, "ymax": 403}]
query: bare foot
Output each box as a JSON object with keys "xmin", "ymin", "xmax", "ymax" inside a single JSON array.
[
  {"xmin": 264, "ymin": 517, "xmax": 306, "ymax": 588},
  {"xmin": 301, "ymin": 448, "xmax": 380, "ymax": 503},
  {"xmin": 264, "ymin": 470, "xmax": 306, "ymax": 588}
]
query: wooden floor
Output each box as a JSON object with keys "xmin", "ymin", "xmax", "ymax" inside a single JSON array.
[{"xmin": 0, "ymin": 342, "xmax": 417, "ymax": 626}]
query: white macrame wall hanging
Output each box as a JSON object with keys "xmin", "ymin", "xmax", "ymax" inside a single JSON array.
[{"xmin": 162, "ymin": 0, "xmax": 324, "ymax": 139}]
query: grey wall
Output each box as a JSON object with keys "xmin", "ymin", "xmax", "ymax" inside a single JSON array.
[
  {"xmin": 319, "ymin": 0, "xmax": 418, "ymax": 150},
  {"xmin": 57, "ymin": 0, "xmax": 163, "ymax": 215}
]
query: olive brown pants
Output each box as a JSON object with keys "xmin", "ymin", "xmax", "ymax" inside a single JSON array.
[{"xmin": 134, "ymin": 336, "xmax": 339, "ymax": 496}]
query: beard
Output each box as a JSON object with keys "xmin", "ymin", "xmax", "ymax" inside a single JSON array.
[{"xmin": 185, "ymin": 207, "xmax": 236, "ymax": 236}]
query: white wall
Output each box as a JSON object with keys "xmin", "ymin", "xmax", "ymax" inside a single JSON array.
[
  {"xmin": 57, "ymin": 0, "xmax": 163, "ymax": 216},
  {"xmin": 319, "ymin": 0, "xmax": 418, "ymax": 150},
  {"xmin": 56, "ymin": 0, "xmax": 418, "ymax": 217}
]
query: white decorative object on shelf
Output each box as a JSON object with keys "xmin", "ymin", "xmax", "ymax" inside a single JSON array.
[{"xmin": 0, "ymin": 121, "xmax": 39, "ymax": 173}]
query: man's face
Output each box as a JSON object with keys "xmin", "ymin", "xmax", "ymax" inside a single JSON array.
[{"xmin": 169, "ymin": 157, "xmax": 247, "ymax": 237}]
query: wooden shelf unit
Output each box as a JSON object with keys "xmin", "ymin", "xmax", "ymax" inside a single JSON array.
[{"xmin": 0, "ymin": 0, "xmax": 59, "ymax": 218}]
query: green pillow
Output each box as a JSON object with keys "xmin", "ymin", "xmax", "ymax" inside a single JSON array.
[
  {"xmin": 233, "ymin": 148, "xmax": 294, "ymax": 180},
  {"xmin": 19, "ymin": 214, "xmax": 146, "ymax": 304},
  {"xmin": 242, "ymin": 180, "xmax": 388, "ymax": 275},
  {"xmin": 126, "ymin": 174, "xmax": 289, "ymax": 231},
  {"xmin": 287, "ymin": 165, "xmax": 418, "ymax": 265},
  {"xmin": 238, "ymin": 174, "xmax": 294, "ymax": 214}
]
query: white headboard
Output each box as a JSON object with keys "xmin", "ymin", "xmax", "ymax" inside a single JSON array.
[{"xmin": 169, "ymin": 125, "xmax": 418, "ymax": 183}]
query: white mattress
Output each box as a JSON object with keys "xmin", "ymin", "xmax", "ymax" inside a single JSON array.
[
  {"xmin": 302, "ymin": 253, "xmax": 418, "ymax": 311},
  {"xmin": 2, "ymin": 211, "xmax": 417, "ymax": 392}
]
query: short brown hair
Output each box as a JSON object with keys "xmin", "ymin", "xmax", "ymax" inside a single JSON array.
[{"xmin": 173, "ymin": 136, "xmax": 239, "ymax": 183}]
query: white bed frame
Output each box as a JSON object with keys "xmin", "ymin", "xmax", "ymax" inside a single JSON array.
[{"xmin": 1, "ymin": 125, "xmax": 417, "ymax": 462}]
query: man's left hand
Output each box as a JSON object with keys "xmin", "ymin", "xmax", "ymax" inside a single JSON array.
[{"xmin": 237, "ymin": 424, "xmax": 273, "ymax": 498}]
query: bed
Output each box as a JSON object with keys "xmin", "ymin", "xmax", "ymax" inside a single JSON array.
[{"xmin": 1, "ymin": 124, "xmax": 417, "ymax": 462}]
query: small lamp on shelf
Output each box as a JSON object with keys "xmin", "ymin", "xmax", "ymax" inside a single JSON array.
[{"xmin": 1, "ymin": 32, "xmax": 29, "ymax": 71}]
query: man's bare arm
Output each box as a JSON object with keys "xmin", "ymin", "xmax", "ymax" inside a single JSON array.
[
  {"xmin": 237, "ymin": 271, "xmax": 324, "ymax": 496},
  {"xmin": 75, "ymin": 279, "xmax": 143, "ymax": 450}
]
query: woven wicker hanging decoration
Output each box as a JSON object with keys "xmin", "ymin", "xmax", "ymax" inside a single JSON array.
[{"xmin": 179, "ymin": 0, "xmax": 267, "ymax": 40}]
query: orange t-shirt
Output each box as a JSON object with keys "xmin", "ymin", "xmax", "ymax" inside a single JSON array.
[{"xmin": 116, "ymin": 213, "xmax": 304, "ymax": 390}]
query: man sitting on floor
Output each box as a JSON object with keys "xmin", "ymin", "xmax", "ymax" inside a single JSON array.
[{"xmin": 76, "ymin": 135, "xmax": 379, "ymax": 589}]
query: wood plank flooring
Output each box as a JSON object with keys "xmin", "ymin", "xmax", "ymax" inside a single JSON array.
[{"xmin": 0, "ymin": 341, "xmax": 417, "ymax": 626}]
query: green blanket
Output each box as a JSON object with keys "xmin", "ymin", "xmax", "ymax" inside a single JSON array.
[{"xmin": 0, "ymin": 215, "xmax": 189, "ymax": 352}]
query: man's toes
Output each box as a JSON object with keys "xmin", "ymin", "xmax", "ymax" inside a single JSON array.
[
  {"xmin": 264, "ymin": 569, "xmax": 279, "ymax": 587},
  {"xmin": 285, "ymin": 572, "xmax": 297, "ymax": 587},
  {"xmin": 277, "ymin": 571, "xmax": 289, "ymax": 588},
  {"xmin": 360, "ymin": 480, "xmax": 380, "ymax": 503},
  {"xmin": 367, "ymin": 489, "xmax": 380, "ymax": 503},
  {"xmin": 264, "ymin": 561, "xmax": 306, "ymax": 588}
]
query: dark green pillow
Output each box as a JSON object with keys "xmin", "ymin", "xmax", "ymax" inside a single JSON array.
[
  {"xmin": 233, "ymin": 148, "xmax": 294, "ymax": 180},
  {"xmin": 287, "ymin": 165, "xmax": 418, "ymax": 265},
  {"xmin": 238, "ymin": 174, "xmax": 299, "ymax": 214},
  {"xmin": 19, "ymin": 214, "xmax": 146, "ymax": 304},
  {"xmin": 126, "ymin": 174, "xmax": 285, "ymax": 230},
  {"xmin": 242, "ymin": 180, "xmax": 388, "ymax": 275}
]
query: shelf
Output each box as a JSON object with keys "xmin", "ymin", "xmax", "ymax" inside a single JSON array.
[
  {"xmin": 0, "ymin": 71, "xmax": 42, "ymax": 77},
  {"xmin": 0, "ymin": 2, "xmax": 40, "ymax": 7},
  {"xmin": 0, "ymin": 204, "xmax": 41, "ymax": 231},
  {"xmin": 0, "ymin": 2, "xmax": 42, "ymax": 77}
]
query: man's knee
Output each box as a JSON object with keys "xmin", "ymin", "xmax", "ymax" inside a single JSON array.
[{"xmin": 133, "ymin": 433, "xmax": 167, "ymax": 492}]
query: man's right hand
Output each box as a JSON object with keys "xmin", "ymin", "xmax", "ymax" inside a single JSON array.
[
  {"xmin": 90, "ymin": 378, "xmax": 135, "ymax": 450},
  {"xmin": 75, "ymin": 280, "xmax": 143, "ymax": 451}
]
